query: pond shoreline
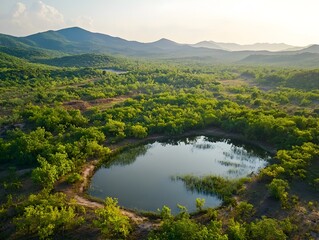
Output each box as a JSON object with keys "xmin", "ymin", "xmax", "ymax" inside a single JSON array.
[
  {"xmin": 107, "ymin": 126, "xmax": 277, "ymax": 155},
  {"xmin": 77, "ymin": 126, "xmax": 276, "ymax": 201},
  {"xmin": 60, "ymin": 126, "xmax": 277, "ymax": 235}
]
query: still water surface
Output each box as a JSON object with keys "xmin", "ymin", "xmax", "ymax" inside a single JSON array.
[
  {"xmin": 101, "ymin": 68, "xmax": 127, "ymax": 74},
  {"xmin": 88, "ymin": 136, "xmax": 269, "ymax": 213}
]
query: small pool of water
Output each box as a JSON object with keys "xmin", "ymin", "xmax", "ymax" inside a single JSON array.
[
  {"xmin": 101, "ymin": 68, "xmax": 127, "ymax": 74},
  {"xmin": 88, "ymin": 136, "xmax": 269, "ymax": 213}
]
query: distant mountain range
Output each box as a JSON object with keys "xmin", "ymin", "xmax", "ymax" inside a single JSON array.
[
  {"xmin": 0, "ymin": 27, "xmax": 319, "ymax": 67},
  {"xmin": 191, "ymin": 41, "xmax": 305, "ymax": 52}
]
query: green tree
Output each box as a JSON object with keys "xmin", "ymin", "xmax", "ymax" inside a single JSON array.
[
  {"xmin": 234, "ymin": 201, "xmax": 255, "ymax": 222},
  {"xmin": 267, "ymin": 178, "xmax": 289, "ymax": 207},
  {"xmin": 130, "ymin": 124, "xmax": 148, "ymax": 138},
  {"xmin": 195, "ymin": 198, "xmax": 206, "ymax": 211},
  {"xmin": 249, "ymin": 217, "xmax": 287, "ymax": 240},
  {"xmin": 31, "ymin": 156, "xmax": 59, "ymax": 189},
  {"xmin": 14, "ymin": 192, "xmax": 83, "ymax": 239},
  {"xmin": 227, "ymin": 218, "xmax": 247, "ymax": 240},
  {"xmin": 93, "ymin": 197, "xmax": 131, "ymax": 239},
  {"xmin": 148, "ymin": 206, "xmax": 228, "ymax": 240},
  {"xmin": 103, "ymin": 119, "xmax": 126, "ymax": 141}
]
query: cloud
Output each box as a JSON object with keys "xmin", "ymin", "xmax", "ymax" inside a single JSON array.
[
  {"xmin": 31, "ymin": 1, "xmax": 64, "ymax": 26},
  {"xmin": 12, "ymin": 2, "xmax": 26, "ymax": 18},
  {"xmin": 0, "ymin": 1, "xmax": 66, "ymax": 36},
  {"xmin": 70, "ymin": 16, "xmax": 94, "ymax": 30}
]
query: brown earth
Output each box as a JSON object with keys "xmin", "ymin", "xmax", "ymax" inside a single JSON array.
[{"xmin": 54, "ymin": 126, "xmax": 277, "ymax": 239}]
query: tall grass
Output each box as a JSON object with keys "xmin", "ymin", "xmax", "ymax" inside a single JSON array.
[{"xmin": 174, "ymin": 175, "xmax": 249, "ymax": 205}]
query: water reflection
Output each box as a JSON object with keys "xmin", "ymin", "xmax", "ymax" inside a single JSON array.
[
  {"xmin": 104, "ymin": 145, "xmax": 150, "ymax": 167},
  {"xmin": 101, "ymin": 68, "xmax": 127, "ymax": 74},
  {"xmin": 89, "ymin": 136, "xmax": 269, "ymax": 213}
]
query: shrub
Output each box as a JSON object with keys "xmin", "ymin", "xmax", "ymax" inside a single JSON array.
[
  {"xmin": 267, "ymin": 178, "xmax": 289, "ymax": 207},
  {"xmin": 160, "ymin": 205, "xmax": 172, "ymax": 220},
  {"xmin": 130, "ymin": 124, "xmax": 148, "ymax": 138},
  {"xmin": 31, "ymin": 156, "xmax": 59, "ymax": 189},
  {"xmin": 195, "ymin": 198, "xmax": 206, "ymax": 211},
  {"xmin": 206, "ymin": 208, "xmax": 218, "ymax": 220},
  {"xmin": 93, "ymin": 197, "xmax": 131, "ymax": 239},
  {"xmin": 14, "ymin": 192, "xmax": 83, "ymax": 239},
  {"xmin": 66, "ymin": 173, "xmax": 83, "ymax": 183},
  {"xmin": 234, "ymin": 201, "xmax": 255, "ymax": 222},
  {"xmin": 227, "ymin": 218, "xmax": 247, "ymax": 240},
  {"xmin": 249, "ymin": 216, "xmax": 287, "ymax": 240},
  {"xmin": 148, "ymin": 206, "xmax": 228, "ymax": 240}
]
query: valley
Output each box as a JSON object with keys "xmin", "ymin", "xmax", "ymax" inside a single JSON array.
[{"xmin": 0, "ymin": 28, "xmax": 319, "ymax": 239}]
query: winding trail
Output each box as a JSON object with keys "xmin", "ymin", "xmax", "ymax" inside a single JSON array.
[{"xmin": 60, "ymin": 160, "xmax": 159, "ymax": 237}]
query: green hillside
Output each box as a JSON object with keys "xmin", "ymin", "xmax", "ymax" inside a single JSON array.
[
  {"xmin": 240, "ymin": 52, "xmax": 319, "ymax": 67},
  {"xmin": 1, "ymin": 27, "xmax": 319, "ymax": 67},
  {"xmin": 37, "ymin": 53, "xmax": 133, "ymax": 69},
  {"xmin": 0, "ymin": 52, "xmax": 30, "ymax": 68},
  {"xmin": 0, "ymin": 50, "xmax": 319, "ymax": 239}
]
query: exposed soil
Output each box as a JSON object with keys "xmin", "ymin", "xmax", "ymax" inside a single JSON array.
[
  {"xmin": 239, "ymin": 177, "xmax": 282, "ymax": 218},
  {"xmin": 55, "ymin": 158, "xmax": 159, "ymax": 239},
  {"xmin": 237, "ymin": 174, "xmax": 319, "ymax": 239},
  {"xmin": 63, "ymin": 100, "xmax": 90, "ymax": 111},
  {"xmin": 3, "ymin": 126, "xmax": 317, "ymax": 239},
  {"xmin": 63, "ymin": 95, "xmax": 132, "ymax": 111},
  {"xmin": 54, "ymin": 126, "xmax": 278, "ymax": 239},
  {"xmin": 79, "ymin": 161, "xmax": 98, "ymax": 193}
]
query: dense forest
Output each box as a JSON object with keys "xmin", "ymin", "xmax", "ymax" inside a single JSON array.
[{"xmin": 0, "ymin": 49, "xmax": 318, "ymax": 240}]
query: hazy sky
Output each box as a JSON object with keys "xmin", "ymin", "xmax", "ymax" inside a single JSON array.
[{"xmin": 0, "ymin": 0, "xmax": 318, "ymax": 46}]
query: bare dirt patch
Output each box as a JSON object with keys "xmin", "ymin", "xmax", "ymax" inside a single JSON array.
[
  {"xmin": 63, "ymin": 95, "xmax": 132, "ymax": 112},
  {"xmin": 56, "ymin": 126, "xmax": 277, "ymax": 239},
  {"xmin": 55, "ymin": 159, "xmax": 159, "ymax": 239},
  {"xmin": 89, "ymin": 96, "xmax": 131, "ymax": 110},
  {"xmin": 63, "ymin": 100, "xmax": 90, "ymax": 111}
]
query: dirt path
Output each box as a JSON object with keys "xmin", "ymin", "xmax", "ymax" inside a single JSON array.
[
  {"xmin": 74, "ymin": 195, "xmax": 103, "ymax": 208},
  {"xmin": 74, "ymin": 163, "xmax": 147, "ymax": 222},
  {"xmin": 68, "ymin": 125, "xmax": 276, "ymax": 210},
  {"xmin": 62, "ymin": 161, "xmax": 159, "ymax": 237},
  {"xmin": 58, "ymin": 126, "xmax": 276, "ymax": 238},
  {"xmin": 79, "ymin": 161, "xmax": 97, "ymax": 193},
  {"xmin": 73, "ymin": 194, "xmax": 148, "ymax": 224}
]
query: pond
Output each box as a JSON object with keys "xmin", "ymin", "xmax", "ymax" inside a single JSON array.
[
  {"xmin": 88, "ymin": 136, "xmax": 269, "ymax": 213},
  {"xmin": 101, "ymin": 68, "xmax": 127, "ymax": 74}
]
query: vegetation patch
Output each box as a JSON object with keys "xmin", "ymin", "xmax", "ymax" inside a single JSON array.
[
  {"xmin": 0, "ymin": 48, "xmax": 318, "ymax": 239},
  {"xmin": 173, "ymin": 175, "xmax": 249, "ymax": 205}
]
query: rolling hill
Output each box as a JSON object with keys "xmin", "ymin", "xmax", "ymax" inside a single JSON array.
[
  {"xmin": 192, "ymin": 41, "xmax": 301, "ymax": 52},
  {"xmin": 240, "ymin": 52, "xmax": 319, "ymax": 67},
  {"xmin": 0, "ymin": 27, "xmax": 319, "ymax": 67},
  {"xmin": 299, "ymin": 44, "xmax": 319, "ymax": 54}
]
